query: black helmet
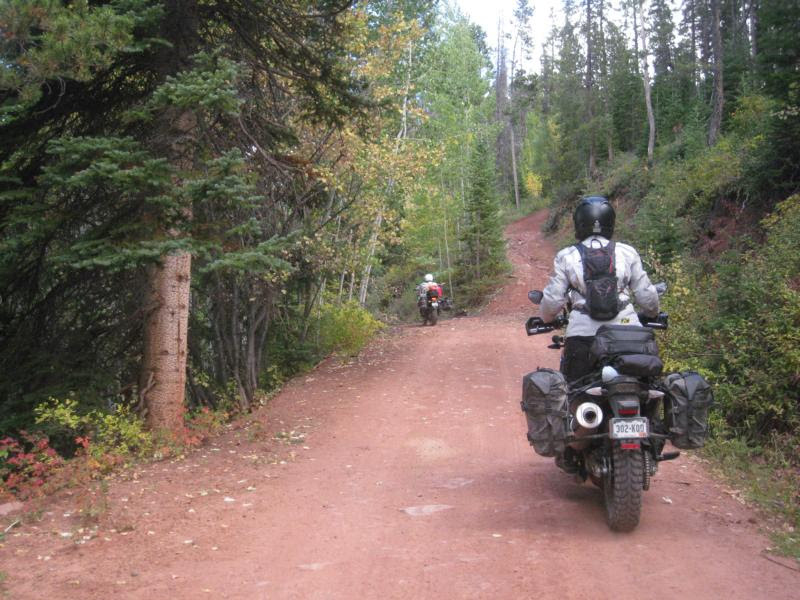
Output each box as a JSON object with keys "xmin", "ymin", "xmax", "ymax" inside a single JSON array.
[{"xmin": 573, "ymin": 196, "xmax": 615, "ymax": 240}]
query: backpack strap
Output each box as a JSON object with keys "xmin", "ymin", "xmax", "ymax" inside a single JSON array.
[{"xmin": 574, "ymin": 240, "xmax": 616, "ymax": 268}]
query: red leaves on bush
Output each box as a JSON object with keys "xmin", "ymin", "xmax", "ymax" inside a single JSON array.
[{"xmin": 0, "ymin": 431, "xmax": 64, "ymax": 499}]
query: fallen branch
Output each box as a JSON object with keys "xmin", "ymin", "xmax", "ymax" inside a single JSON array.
[
  {"xmin": 761, "ymin": 551, "xmax": 800, "ymax": 572},
  {"xmin": 4, "ymin": 519, "xmax": 20, "ymax": 533}
]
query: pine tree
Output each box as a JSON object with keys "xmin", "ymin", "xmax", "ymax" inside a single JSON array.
[
  {"xmin": 0, "ymin": 1, "xmax": 367, "ymax": 433},
  {"xmin": 459, "ymin": 137, "xmax": 505, "ymax": 286}
]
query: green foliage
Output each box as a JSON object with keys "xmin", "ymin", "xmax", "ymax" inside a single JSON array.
[
  {"xmin": 0, "ymin": 0, "xmax": 142, "ymax": 115},
  {"xmin": 454, "ymin": 136, "xmax": 509, "ymax": 305},
  {"xmin": 317, "ymin": 302, "xmax": 384, "ymax": 357},
  {"xmin": 652, "ymin": 261, "xmax": 715, "ymax": 377},
  {"xmin": 1, "ymin": 0, "xmax": 375, "ymax": 430},
  {"xmin": 34, "ymin": 397, "xmax": 153, "ymax": 462},
  {"xmin": 597, "ymin": 153, "xmax": 649, "ymax": 202},
  {"xmin": 707, "ymin": 196, "xmax": 800, "ymax": 440},
  {"xmin": 143, "ymin": 52, "xmax": 243, "ymax": 117}
]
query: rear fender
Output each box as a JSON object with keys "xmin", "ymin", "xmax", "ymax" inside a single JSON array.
[{"xmin": 608, "ymin": 396, "xmax": 641, "ymax": 418}]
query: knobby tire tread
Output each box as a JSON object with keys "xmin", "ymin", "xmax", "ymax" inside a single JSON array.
[{"xmin": 604, "ymin": 444, "xmax": 644, "ymax": 532}]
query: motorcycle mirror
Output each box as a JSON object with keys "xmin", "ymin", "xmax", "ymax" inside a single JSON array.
[{"xmin": 528, "ymin": 290, "xmax": 544, "ymax": 305}]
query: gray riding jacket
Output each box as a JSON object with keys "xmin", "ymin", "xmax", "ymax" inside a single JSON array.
[{"xmin": 540, "ymin": 236, "xmax": 660, "ymax": 337}]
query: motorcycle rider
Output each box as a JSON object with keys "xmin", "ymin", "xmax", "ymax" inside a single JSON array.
[
  {"xmin": 539, "ymin": 196, "xmax": 660, "ymax": 385},
  {"xmin": 416, "ymin": 273, "xmax": 440, "ymax": 303}
]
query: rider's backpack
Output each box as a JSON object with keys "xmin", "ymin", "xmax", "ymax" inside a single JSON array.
[{"xmin": 575, "ymin": 241, "xmax": 619, "ymax": 320}]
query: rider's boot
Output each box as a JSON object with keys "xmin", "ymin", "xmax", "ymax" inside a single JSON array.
[{"xmin": 554, "ymin": 447, "xmax": 579, "ymax": 474}]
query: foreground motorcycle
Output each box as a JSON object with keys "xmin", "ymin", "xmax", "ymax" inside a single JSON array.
[{"xmin": 521, "ymin": 289, "xmax": 712, "ymax": 531}]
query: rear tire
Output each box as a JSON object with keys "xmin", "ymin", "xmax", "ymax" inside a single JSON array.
[{"xmin": 603, "ymin": 444, "xmax": 644, "ymax": 532}]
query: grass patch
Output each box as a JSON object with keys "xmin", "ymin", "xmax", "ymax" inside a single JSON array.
[{"xmin": 702, "ymin": 436, "xmax": 800, "ymax": 562}]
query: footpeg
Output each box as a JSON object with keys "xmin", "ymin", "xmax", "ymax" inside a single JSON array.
[{"xmin": 656, "ymin": 451, "xmax": 680, "ymax": 462}]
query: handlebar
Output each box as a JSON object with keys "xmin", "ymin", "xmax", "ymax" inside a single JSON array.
[
  {"xmin": 525, "ymin": 314, "xmax": 568, "ymax": 336},
  {"xmin": 526, "ymin": 311, "xmax": 669, "ymax": 336}
]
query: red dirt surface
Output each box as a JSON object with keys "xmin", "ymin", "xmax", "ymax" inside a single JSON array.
[{"xmin": 2, "ymin": 211, "xmax": 798, "ymax": 599}]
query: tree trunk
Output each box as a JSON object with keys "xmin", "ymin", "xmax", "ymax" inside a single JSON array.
[
  {"xmin": 439, "ymin": 177, "xmax": 454, "ymax": 301},
  {"xmin": 635, "ymin": 0, "xmax": 656, "ymax": 165},
  {"xmin": 140, "ymin": 253, "xmax": 191, "ymax": 433},
  {"xmin": 358, "ymin": 211, "xmax": 383, "ymax": 306},
  {"xmin": 599, "ymin": 0, "xmax": 613, "ymax": 162},
  {"xmin": 139, "ymin": 1, "xmax": 201, "ymax": 434},
  {"xmin": 510, "ymin": 127, "xmax": 520, "ymax": 209},
  {"xmin": 632, "ymin": 3, "xmax": 640, "ymax": 75},
  {"xmin": 690, "ymin": 0, "xmax": 698, "ymax": 89},
  {"xmin": 586, "ymin": 0, "xmax": 597, "ymax": 176},
  {"xmin": 348, "ymin": 270, "xmax": 355, "ymax": 302},
  {"xmin": 140, "ymin": 107, "xmax": 197, "ymax": 434},
  {"xmin": 708, "ymin": 0, "xmax": 724, "ymax": 146}
]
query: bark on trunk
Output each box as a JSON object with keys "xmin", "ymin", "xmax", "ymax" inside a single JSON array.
[
  {"xmin": 358, "ymin": 211, "xmax": 383, "ymax": 306},
  {"xmin": 707, "ymin": 0, "xmax": 725, "ymax": 146},
  {"xmin": 141, "ymin": 253, "xmax": 192, "ymax": 433},
  {"xmin": 140, "ymin": 107, "xmax": 197, "ymax": 434},
  {"xmin": 635, "ymin": 0, "xmax": 656, "ymax": 165},
  {"xmin": 586, "ymin": 0, "xmax": 597, "ymax": 176},
  {"xmin": 510, "ymin": 127, "xmax": 520, "ymax": 209},
  {"xmin": 749, "ymin": 0, "xmax": 758, "ymax": 58},
  {"xmin": 599, "ymin": 0, "xmax": 613, "ymax": 162}
]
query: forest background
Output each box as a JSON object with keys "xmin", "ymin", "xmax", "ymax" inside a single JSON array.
[{"xmin": 1, "ymin": 0, "xmax": 798, "ymax": 554}]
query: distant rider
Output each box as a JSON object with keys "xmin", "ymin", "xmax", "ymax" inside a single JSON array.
[
  {"xmin": 539, "ymin": 196, "xmax": 660, "ymax": 384},
  {"xmin": 416, "ymin": 273, "xmax": 441, "ymax": 305}
]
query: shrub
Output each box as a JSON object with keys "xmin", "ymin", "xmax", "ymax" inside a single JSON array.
[
  {"xmin": 34, "ymin": 397, "xmax": 153, "ymax": 464},
  {"xmin": 654, "ymin": 195, "xmax": 800, "ymax": 451},
  {"xmin": 707, "ymin": 195, "xmax": 800, "ymax": 443},
  {"xmin": 317, "ymin": 301, "xmax": 384, "ymax": 356},
  {"xmin": 0, "ymin": 431, "xmax": 63, "ymax": 499},
  {"xmin": 598, "ymin": 152, "xmax": 650, "ymax": 203},
  {"xmin": 651, "ymin": 259, "xmax": 715, "ymax": 377}
]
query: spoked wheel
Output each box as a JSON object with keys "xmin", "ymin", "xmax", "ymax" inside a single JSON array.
[
  {"xmin": 427, "ymin": 309, "xmax": 438, "ymax": 325},
  {"xmin": 603, "ymin": 443, "xmax": 644, "ymax": 532}
]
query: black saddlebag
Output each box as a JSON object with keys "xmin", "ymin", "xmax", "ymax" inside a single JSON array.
[
  {"xmin": 613, "ymin": 353, "xmax": 664, "ymax": 377},
  {"xmin": 591, "ymin": 325, "xmax": 659, "ymax": 364},
  {"xmin": 662, "ymin": 372, "xmax": 713, "ymax": 449},
  {"xmin": 521, "ymin": 369, "xmax": 569, "ymax": 457}
]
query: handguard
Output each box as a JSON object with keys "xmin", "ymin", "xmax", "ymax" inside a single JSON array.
[
  {"xmin": 525, "ymin": 317, "xmax": 552, "ymax": 336},
  {"xmin": 525, "ymin": 314, "xmax": 568, "ymax": 336},
  {"xmin": 637, "ymin": 311, "xmax": 669, "ymax": 330}
]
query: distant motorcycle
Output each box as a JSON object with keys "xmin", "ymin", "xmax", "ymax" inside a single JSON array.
[
  {"xmin": 419, "ymin": 288, "xmax": 441, "ymax": 326},
  {"xmin": 521, "ymin": 288, "xmax": 712, "ymax": 531}
]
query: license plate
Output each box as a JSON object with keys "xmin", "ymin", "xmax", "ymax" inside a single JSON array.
[
  {"xmin": 431, "ymin": 302, "xmax": 439, "ymax": 307},
  {"xmin": 610, "ymin": 417, "xmax": 649, "ymax": 439}
]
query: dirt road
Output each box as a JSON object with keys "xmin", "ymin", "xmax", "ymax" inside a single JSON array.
[{"xmin": 2, "ymin": 211, "xmax": 798, "ymax": 599}]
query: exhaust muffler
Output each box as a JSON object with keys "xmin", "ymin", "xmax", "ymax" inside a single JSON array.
[{"xmin": 575, "ymin": 402, "xmax": 603, "ymax": 430}]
